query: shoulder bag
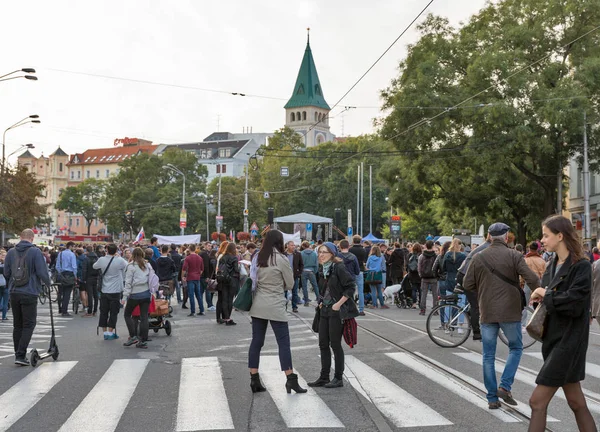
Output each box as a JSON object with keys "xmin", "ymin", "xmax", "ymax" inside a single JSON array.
[
  {"xmin": 478, "ymin": 253, "xmax": 526, "ymax": 310},
  {"xmin": 57, "ymin": 251, "xmax": 76, "ymax": 286},
  {"xmin": 526, "ymin": 302, "xmax": 547, "ymax": 342},
  {"xmin": 206, "ymin": 256, "xmax": 220, "ymax": 293},
  {"xmin": 97, "ymin": 256, "xmax": 115, "ymax": 293}
]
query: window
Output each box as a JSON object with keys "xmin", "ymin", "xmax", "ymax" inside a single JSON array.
[
  {"xmin": 86, "ymin": 170, "xmax": 90, "ymax": 179},
  {"xmin": 59, "ymin": 163, "xmax": 63, "ymax": 172},
  {"xmin": 219, "ymin": 148, "xmax": 231, "ymax": 158},
  {"xmin": 105, "ymin": 169, "xmax": 110, "ymax": 178},
  {"xmin": 219, "ymin": 149, "xmax": 226, "ymax": 158},
  {"xmin": 76, "ymin": 218, "xmax": 80, "ymax": 227},
  {"xmin": 77, "ymin": 170, "xmax": 81, "ymax": 179},
  {"xmin": 315, "ymin": 84, "xmax": 322, "ymax": 96},
  {"xmin": 69, "ymin": 218, "xmax": 73, "ymax": 226},
  {"xmin": 314, "ymin": 112, "xmax": 318, "ymax": 121},
  {"xmin": 216, "ymin": 164, "xmax": 220, "ymax": 174},
  {"xmin": 302, "ymin": 111, "xmax": 306, "ymax": 120},
  {"xmin": 95, "ymin": 219, "xmax": 99, "ymax": 227},
  {"xmin": 96, "ymin": 169, "xmax": 100, "ymax": 178},
  {"xmin": 70, "ymin": 171, "xmax": 74, "ymax": 180},
  {"xmin": 226, "ymin": 148, "xmax": 231, "ymax": 157},
  {"xmin": 291, "ymin": 112, "xmax": 295, "ymax": 122},
  {"xmin": 296, "ymin": 111, "xmax": 301, "ymax": 121},
  {"xmin": 222, "ymin": 164, "xmax": 227, "ymax": 173},
  {"xmin": 296, "ymin": 84, "xmax": 305, "ymax": 95}
]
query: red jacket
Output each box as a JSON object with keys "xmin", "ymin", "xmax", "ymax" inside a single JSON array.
[{"xmin": 183, "ymin": 253, "xmax": 204, "ymax": 281}]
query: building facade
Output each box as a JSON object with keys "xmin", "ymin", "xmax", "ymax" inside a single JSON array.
[
  {"xmin": 284, "ymin": 33, "xmax": 335, "ymax": 148},
  {"xmin": 567, "ymin": 157, "xmax": 599, "ymax": 244}
]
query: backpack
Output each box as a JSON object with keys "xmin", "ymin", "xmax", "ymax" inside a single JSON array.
[
  {"xmin": 408, "ymin": 254, "xmax": 418, "ymax": 273},
  {"xmin": 87, "ymin": 254, "xmax": 99, "ymax": 278},
  {"xmin": 421, "ymin": 254, "xmax": 436, "ymax": 279},
  {"xmin": 12, "ymin": 248, "xmax": 32, "ymax": 287}
]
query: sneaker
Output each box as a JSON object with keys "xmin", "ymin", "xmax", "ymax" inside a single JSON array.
[
  {"xmin": 15, "ymin": 357, "xmax": 30, "ymax": 366},
  {"xmin": 225, "ymin": 320, "xmax": 237, "ymax": 326},
  {"xmin": 358, "ymin": 312, "xmax": 366, "ymax": 316},
  {"xmin": 419, "ymin": 309, "xmax": 425, "ymax": 316},
  {"xmin": 381, "ymin": 305, "xmax": 390, "ymax": 309},
  {"xmin": 197, "ymin": 312, "xmax": 205, "ymax": 316},
  {"xmin": 488, "ymin": 401, "xmax": 501, "ymax": 410},
  {"xmin": 188, "ymin": 313, "xmax": 195, "ymax": 317},
  {"xmin": 136, "ymin": 341, "xmax": 148, "ymax": 349},
  {"xmin": 208, "ymin": 306, "xmax": 216, "ymax": 311},
  {"xmin": 104, "ymin": 333, "xmax": 119, "ymax": 340},
  {"xmin": 436, "ymin": 325, "xmax": 446, "ymax": 330},
  {"xmin": 292, "ymin": 308, "xmax": 299, "ymax": 313},
  {"xmin": 181, "ymin": 305, "xmax": 188, "ymax": 309},
  {"xmin": 497, "ymin": 387, "xmax": 518, "ymax": 406},
  {"xmin": 123, "ymin": 337, "xmax": 139, "ymax": 347},
  {"xmin": 472, "ymin": 332, "xmax": 482, "ymax": 341},
  {"xmin": 411, "ymin": 304, "xmax": 417, "ymax": 309},
  {"xmin": 62, "ymin": 313, "xmax": 72, "ymax": 317}
]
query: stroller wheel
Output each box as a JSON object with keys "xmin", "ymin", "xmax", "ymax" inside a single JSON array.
[
  {"xmin": 164, "ymin": 320, "xmax": 172, "ymax": 336},
  {"xmin": 153, "ymin": 328, "xmax": 159, "ymax": 333}
]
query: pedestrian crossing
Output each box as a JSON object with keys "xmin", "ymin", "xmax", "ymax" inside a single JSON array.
[{"xmin": 4, "ymin": 349, "xmax": 600, "ymax": 431}]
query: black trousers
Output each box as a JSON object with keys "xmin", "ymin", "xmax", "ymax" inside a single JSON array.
[
  {"xmin": 59, "ymin": 282, "xmax": 73, "ymax": 314},
  {"xmin": 124, "ymin": 297, "xmax": 150, "ymax": 341},
  {"xmin": 319, "ymin": 306, "xmax": 344, "ymax": 380},
  {"xmin": 248, "ymin": 317, "xmax": 292, "ymax": 370},
  {"xmin": 86, "ymin": 278, "xmax": 99, "ymax": 314},
  {"xmin": 220, "ymin": 280, "xmax": 237, "ymax": 320},
  {"xmin": 99, "ymin": 292, "xmax": 121, "ymax": 329},
  {"xmin": 10, "ymin": 293, "xmax": 37, "ymax": 359}
]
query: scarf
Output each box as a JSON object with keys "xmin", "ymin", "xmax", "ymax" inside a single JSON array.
[{"xmin": 322, "ymin": 261, "xmax": 333, "ymax": 277}]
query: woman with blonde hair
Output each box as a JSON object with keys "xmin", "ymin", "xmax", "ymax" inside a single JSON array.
[
  {"xmin": 122, "ymin": 247, "xmax": 152, "ymax": 349},
  {"xmin": 366, "ymin": 246, "xmax": 387, "ymax": 308}
]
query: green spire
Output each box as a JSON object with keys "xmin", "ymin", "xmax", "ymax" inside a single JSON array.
[{"xmin": 284, "ymin": 30, "xmax": 330, "ymax": 110}]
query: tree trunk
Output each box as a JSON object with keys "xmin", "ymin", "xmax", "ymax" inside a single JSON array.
[
  {"xmin": 543, "ymin": 188, "xmax": 556, "ymax": 219},
  {"xmin": 87, "ymin": 221, "xmax": 92, "ymax": 235},
  {"xmin": 516, "ymin": 219, "xmax": 527, "ymax": 248}
]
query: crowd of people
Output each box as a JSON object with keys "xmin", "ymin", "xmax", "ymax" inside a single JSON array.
[{"xmin": 2, "ymin": 216, "xmax": 600, "ymax": 430}]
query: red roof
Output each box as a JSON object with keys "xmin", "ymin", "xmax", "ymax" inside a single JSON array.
[{"xmin": 68, "ymin": 145, "xmax": 156, "ymax": 166}]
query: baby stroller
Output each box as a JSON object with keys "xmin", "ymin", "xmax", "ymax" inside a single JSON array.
[
  {"xmin": 394, "ymin": 274, "xmax": 413, "ymax": 309},
  {"xmin": 148, "ymin": 295, "xmax": 172, "ymax": 336}
]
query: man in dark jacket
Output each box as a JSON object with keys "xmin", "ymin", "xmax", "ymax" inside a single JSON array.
[
  {"xmin": 349, "ymin": 235, "xmax": 368, "ymax": 315},
  {"xmin": 286, "ymin": 241, "xmax": 304, "ymax": 313},
  {"xmin": 418, "ymin": 240, "xmax": 438, "ymax": 315},
  {"xmin": 389, "ymin": 243, "xmax": 406, "ymax": 284},
  {"xmin": 464, "ymin": 223, "xmax": 540, "ymax": 409},
  {"xmin": 5, "ymin": 229, "xmax": 52, "ymax": 366},
  {"xmin": 199, "ymin": 245, "xmax": 215, "ymax": 310},
  {"xmin": 169, "ymin": 244, "xmax": 183, "ymax": 304},
  {"xmin": 82, "ymin": 246, "xmax": 100, "ymax": 317},
  {"xmin": 156, "ymin": 245, "xmax": 176, "ymax": 306}
]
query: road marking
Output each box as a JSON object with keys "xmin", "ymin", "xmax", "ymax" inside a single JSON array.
[
  {"xmin": 0, "ymin": 361, "xmax": 77, "ymax": 432},
  {"xmin": 259, "ymin": 356, "xmax": 344, "ymax": 428},
  {"xmin": 176, "ymin": 357, "xmax": 234, "ymax": 431},
  {"xmin": 260, "ymin": 345, "xmax": 315, "ymax": 354},
  {"xmin": 525, "ymin": 352, "xmax": 600, "ymax": 380},
  {"xmin": 387, "ymin": 353, "xmax": 521, "ymax": 423},
  {"xmin": 345, "ymin": 355, "xmax": 452, "ymax": 427},
  {"xmin": 58, "ymin": 359, "xmax": 149, "ymax": 432},
  {"xmin": 455, "ymin": 352, "xmax": 600, "ymax": 414}
]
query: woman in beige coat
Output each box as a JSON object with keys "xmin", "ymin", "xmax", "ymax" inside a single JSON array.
[{"xmin": 247, "ymin": 230, "xmax": 307, "ymax": 394}]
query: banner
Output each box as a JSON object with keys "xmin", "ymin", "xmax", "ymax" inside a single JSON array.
[
  {"xmin": 281, "ymin": 231, "xmax": 301, "ymax": 245},
  {"xmin": 152, "ymin": 233, "xmax": 201, "ymax": 245}
]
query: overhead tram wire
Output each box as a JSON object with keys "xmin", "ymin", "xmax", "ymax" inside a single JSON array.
[
  {"xmin": 300, "ymin": 0, "xmax": 436, "ymax": 138},
  {"xmin": 313, "ymin": 23, "xmax": 600, "ymax": 172}
]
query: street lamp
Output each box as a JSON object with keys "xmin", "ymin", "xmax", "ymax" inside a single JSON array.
[
  {"xmin": 2, "ymin": 115, "xmax": 41, "ymax": 175},
  {"xmin": 163, "ymin": 164, "xmax": 186, "ymax": 235},
  {"xmin": 0, "ymin": 68, "xmax": 37, "ymax": 83},
  {"xmin": 7, "ymin": 143, "xmax": 35, "ymax": 160}
]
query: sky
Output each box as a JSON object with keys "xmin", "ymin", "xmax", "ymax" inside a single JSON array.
[{"xmin": 1, "ymin": 0, "xmax": 488, "ymax": 164}]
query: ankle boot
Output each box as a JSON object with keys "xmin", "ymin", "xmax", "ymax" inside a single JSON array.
[
  {"xmin": 307, "ymin": 376, "xmax": 330, "ymax": 387},
  {"xmin": 285, "ymin": 373, "xmax": 307, "ymax": 394},
  {"xmin": 250, "ymin": 373, "xmax": 266, "ymax": 393}
]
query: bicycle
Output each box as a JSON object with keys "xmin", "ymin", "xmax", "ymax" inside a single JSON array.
[
  {"xmin": 72, "ymin": 282, "xmax": 80, "ymax": 315},
  {"xmin": 426, "ymin": 293, "xmax": 537, "ymax": 349}
]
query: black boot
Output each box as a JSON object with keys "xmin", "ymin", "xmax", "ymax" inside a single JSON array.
[
  {"xmin": 285, "ymin": 373, "xmax": 307, "ymax": 394},
  {"xmin": 307, "ymin": 376, "xmax": 330, "ymax": 387},
  {"xmin": 250, "ymin": 373, "xmax": 266, "ymax": 393},
  {"xmin": 324, "ymin": 377, "xmax": 343, "ymax": 388}
]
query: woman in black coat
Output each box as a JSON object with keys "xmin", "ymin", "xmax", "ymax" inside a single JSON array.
[
  {"xmin": 529, "ymin": 215, "xmax": 595, "ymax": 431},
  {"xmin": 218, "ymin": 242, "xmax": 240, "ymax": 326},
  {"xmin": 308, "ymin": 242, "xmax": 358, "ymax": 389}
]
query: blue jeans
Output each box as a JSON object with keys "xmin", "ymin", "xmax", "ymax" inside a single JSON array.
[
  {"xmin": 200, "ymin": 277, "xmax": 213, "ymax": 307},
  {"xmin": 356, "ymin": 273, "xmax": 365, "ymax": 312},
  {"xmin": 301, "ymin": 271, "xmax": 319, "ymax": 303},
  {"xmin": 370, "ymin": 283, "xmax": 384, "ymax": 307},
  {"xmin": 187, "ymin": 280, "xmax": 204, "ymax": 314},
  {"xmin": 480, "ymin": 322, "xmax": 523, "ymax": 402},
  {"xmin": 0, "ymin": 286, "xmax": 8, "ymax": 319},
  {"xmin": 291, "ymin": 278, "xmax": 301, "ymax": 309}
]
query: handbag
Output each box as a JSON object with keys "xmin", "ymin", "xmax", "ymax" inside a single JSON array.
[
  {"xmin": 364, "ymin": 270, "xmax": 383, "ymax": 285},
  {"xmin": 151, "ymin": 298, "xmax": 170, "ymax": 317},
  {"xmin": 526, "ymin": 302, "xmax": 548, "ymax": 342},
  {"xmin": 233, "ymin": 278, "xmax": 253, "ymax": 311},
  {"xmin": 311, "ymin": 306, "xmax": 321, "ymax": 332},
  {"xmin": 478, "ymin": 254, "xmax": 526, "ymax": 310}
]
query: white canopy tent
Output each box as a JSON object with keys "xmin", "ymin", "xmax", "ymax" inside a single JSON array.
[
  {"xmin": 273, "ymin": 212, "xmax": 333, "ymax": 241},
  {"xmin": 152, "ymin": 234, "xmax": 201, "ymax": 245}
]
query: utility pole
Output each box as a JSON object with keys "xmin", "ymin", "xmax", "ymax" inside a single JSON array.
[
  {"xmin": 217, "ymin": 171, "xmax": 222, "ymax": 234},
  {"xmin": 356, "ymin": 165, "xmax": 360, "ymax": 232},
  {"xmin": 180, "ymin": 174, "xmax": 186, "ymax": 236},
  {"xmin": 557, "ymin": 161, "xmax": 563, "ymax": 215},
  {"xmin": 583, "ymin": 111, "xmax": 591, "ymax": 245},
  {"xmin": 206, "ymin": 195, "xmax": 210, "ymax": 242},
  {"xmin": 243, "ymin": 163, "xmax": 249, "ymax": 233},
  {"xmin": 369, "ymin": 165, "xmax": 373, "ymax": 235},
  {"xmin": 360, "ymin": 161, "xmax": 364, "ymax": 236}
]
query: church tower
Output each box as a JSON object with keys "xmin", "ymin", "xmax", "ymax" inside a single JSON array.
[{"xmin": 284, "ymin": 29, "xmax": 335, "ymax": 148}]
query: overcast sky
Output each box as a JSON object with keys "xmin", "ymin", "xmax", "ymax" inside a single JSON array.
[{"xmin": 1, "ymin": 0, "xmax": 488, "ymax": 163}]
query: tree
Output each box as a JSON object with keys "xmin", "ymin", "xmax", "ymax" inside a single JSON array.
[
  {"xmin": 379, "ymin": 1, "xmax": 600, "ymax": 244},
  {"xmin": 0, "ymin": 166, "xmax": 47, "ymax": 237},
  {"xmin": 56, "ymin": 178, "xmax": 105, "ymax": 235}
]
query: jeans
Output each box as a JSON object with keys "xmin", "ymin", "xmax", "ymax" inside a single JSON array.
[
  {"xmin": 0, "ymin": 286, "xmax": 9, "ymax": 319},
  {"xmin": 301, "ymin": 271, "xmax": 319, "ymax": 303},
  {"xmin": 439, "ymin": 281, "xmax": 452, "ymax": 325},
  {"xmin": 59, "ymin": 282, "xmax": 73, "ymax": 314},
  {"xmin": 319, "ymin": 306, "xmax": 344, "ymax": 379},
  {"xmin": 356, "ymin": 273, "xmax": 365, "ymax": 312},
  {"xmin": 419, "ymin": 279, "xmax": 438, "ymax": 311},
  {"xmin": 410, "ymin": 280, "xmax": 421, "ymax": 304},
  {"xmin": 99, "ymin": 292, "xmax": 121, "ymax": 329},
  {"xmin": 124, "ymin": 297, "xmax": 150, "ymax": 341},
  {"xmin": 291, "ymin": 278, "xmax": 301, "ymax": 309},
  {"xmin": 10, "ymin": 293, "xmax": 37, "ymax": 359},
  {"xmin": 201, "ymin": 277, "xmax": 213, "ymax": 307},
  {"xmin": 85, "ymin": 278, "xmax": 99, "ymax": 315},
  {"xmin": 480, "ymin": 322, "xmax": 523, "ymax": 402},
  {"xmin": 173, "ymin": 273, "xmax": 182, "ymax": 303},
  {"xmin": 248, "ymin": 317, "xmax": 292, "ymax": 371},
  {"xmin": 187, "ymin": 280, "xmax": 204, "ymax": 314},
  {"xmin": 370, "ymin": 283, "xmax": 384, "ymax": 307}
]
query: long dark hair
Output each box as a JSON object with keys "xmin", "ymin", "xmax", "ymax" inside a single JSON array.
[
  {"xmin": 132, "ymin": 247, "xmax": 146, "ymax": 270},
  {"xmin": 225, "ymin": 242, "xmax": 237, "ymax": 256},
  {"xmin": 543, "ymin": 215, "xmax": 585, "ymax": 262},
  {"xmin": 440, "ymin": 241, "xmax": 451, "ymax": 257},
  {"xmin": 257, "ymin": 230, "xmax": 284, "ymax": 267}
]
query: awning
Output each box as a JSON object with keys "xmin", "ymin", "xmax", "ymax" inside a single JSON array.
[{"xmin": 273, "ymin": 212, "xmax": 332, "ymax": 224}]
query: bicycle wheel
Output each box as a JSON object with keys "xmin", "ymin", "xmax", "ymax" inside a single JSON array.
[
  {"xmin": 50, "ymin": 285, "xmax": 59, "ymax": 302},
  {"xmin": 426, "ymin": 304, "xmax": 472, "ymax": 348},
  {"xmin": 498, "ymin": 306, "xmax": 537, "ymax": 349}
]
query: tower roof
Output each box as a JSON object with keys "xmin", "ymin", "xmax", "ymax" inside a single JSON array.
[
  {"xmin": 50, "ymin": 146, "xmax": 68, "ymax": 157},
  {"xmin": 17, "ymin": 150, "xmax": 35, "ymax": 159},
  {"xmin": 284, "ymin": 31, "xmax": 330, "ymax": 110}
]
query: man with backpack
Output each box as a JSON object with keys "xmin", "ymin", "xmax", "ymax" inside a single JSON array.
[
  {"xmin": 93, "ymin": 243, "xmax": 127, "ymax": 340},
  {"xmin": 55, "ymin": 241, "xmax": 77, "ymax": 317},
  {"xmin": 418, "ymin": 240, "xmax": 439, "ymax": 315},
  {"xmin": 4, "ymin": 229, "xmax": 52, "ymax": 366},
  {"xmin": 81, "ymin": 246, "xmax": 100, "ymax": 317}
]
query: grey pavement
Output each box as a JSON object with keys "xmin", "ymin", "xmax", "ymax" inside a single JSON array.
[{"xmin": 1, "ymin": 294, "xmax": 599, "ymax": 431}]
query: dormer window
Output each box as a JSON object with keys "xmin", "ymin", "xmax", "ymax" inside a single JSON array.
[
  {"xmin": 315, "ymin": 84, "xmax": 322, "ymax": 96},
  {"xmin": 296, "ymin": 84, "xmax": 305, "ymax": 95}
]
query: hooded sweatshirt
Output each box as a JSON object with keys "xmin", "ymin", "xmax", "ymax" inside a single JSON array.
[
  {"xmin": 300, "ymin": 249, "xmax": 318, "ymax": 273},
  {"xmin": 366, "ymin": 255, "xmax": 385, "ymax": 273},
  {"xmin": 418, "ymin": 249, "xmax": 438, "ymax": 280},
  {"xmin": 4, "ymin": 241, "xmax": 52, "ymax": 296}
]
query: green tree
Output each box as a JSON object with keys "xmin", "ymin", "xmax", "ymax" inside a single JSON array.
[
  {"xmin": 379, "ymin": 1, "xmax": 600, "ymax": 244},
  {"xmin": 0, "ymin": 166, "xmax": 47, "ymax": 236},
  {"xmin": 56, "ymin": 178, "xmax": 105, "ymax": 235}
]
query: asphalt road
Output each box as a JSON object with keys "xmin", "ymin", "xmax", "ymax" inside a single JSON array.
[{"xmin": 1, "ymin": 294, "xmax": 600, "ymax": 432}]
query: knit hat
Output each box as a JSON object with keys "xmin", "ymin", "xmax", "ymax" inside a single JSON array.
[{"xmin": 321, "ymin": 241, "xmax": 338, "ymax": 256}]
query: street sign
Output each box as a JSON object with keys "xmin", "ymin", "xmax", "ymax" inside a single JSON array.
[
  {"xmin": 347, "ymin": 227, "xmax": 353, "ymax": 237},
  {"xmin": 216, "ymin": 215, "xmax": 223, "ymax": 229},
  {"xmin": 264, "ymin": 192, "xmax": 270, "ymax": 199},
  {"xmin": 280, "ymin": 167, "xmax": 289, "ymax": 177},
  {"xmin": 306, "ymin": 223, "xmax": 312, "ymax": 232},
  {"xmin": 250, "ymin": 222, "xmax": 259, "ymax": 231},
  {"xmin": 243, "ymin": 209, "xmax": 249, "ymax": 216},
  {"xmin": 179, "ymin": 209, "xmax": 187, "ymax": 228},
  {"xmin": 250, "ymin": 229, "xmax": 259, "ymax": 236},
  {"xmin": 390, "ymin": 215, "xmax": 401, "ymax": 236}
]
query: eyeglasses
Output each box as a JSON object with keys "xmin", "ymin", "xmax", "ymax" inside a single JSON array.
[{"xmin": 318, "ymin": 251, "xmax": 331, "ymax": 255}]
